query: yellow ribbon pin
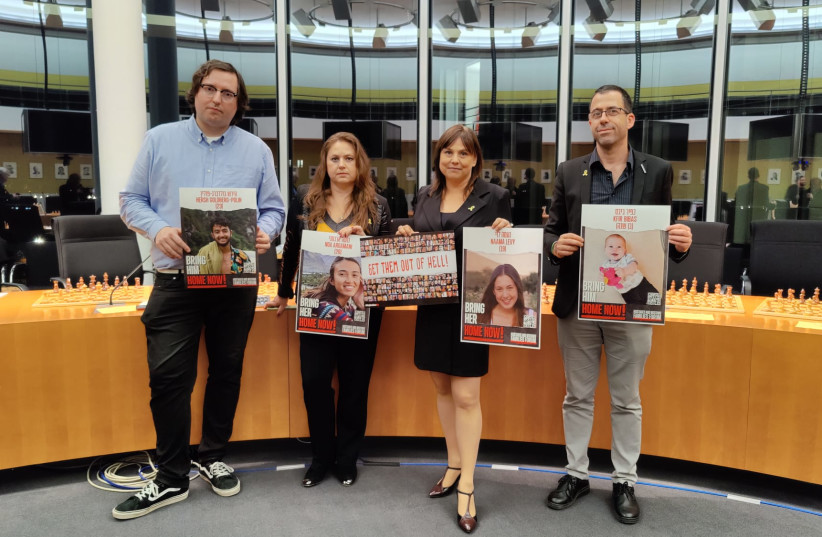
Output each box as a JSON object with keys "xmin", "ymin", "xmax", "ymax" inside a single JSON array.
[
  {"xmin": 468, "ymin": 205, "xmax": 475, "ymax": 211},
  {"xmin": 583, "ymin": 170, "xmax": 588, "ymax": 176}
]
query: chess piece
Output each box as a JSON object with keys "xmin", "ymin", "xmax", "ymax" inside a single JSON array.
[
  {"xmin": 670, "ymin": 280, "xmax": 677, "ymax": 293},
  {"xmin": 703, "ymin": 282, "xmax": 709, "ymax": 295},
  {"xmin": 800, "ymin": 289, "xmax": 806, "ymax": 304},
  {"xmin": 714, "ymin": 284, "xmax": 721, "ymax": 295},
  {"xmin": 265, "ymin": 275, "xmax": 271, "ymax": 283},
  {"xmin": 114, "ymin": 276, "xmax": 120, "ymax": 288},
  {"xmin": 258, "ymin": 272, "xmax": 263, "ymax": 284},
  {"xmin": 53, "ymin": 280, "xmax": 59, "ymax": 293},
  {"xmin": 66, "ymin": 278, "xmax": 73, "ymax": 290},
  {"xmin": 813, "ymin": 288, "xmax": 820, "ymax": 304},
  {"xmin": 787, "ymin": 288, "xmax": 795, "ymax": 301},
  {"xmin": 103, "ymin": 273, "xmax": 109, "ymax": 286},
  {"xmin": 135, "ymin": 277, "xmax": 141, "ymax": 287}
]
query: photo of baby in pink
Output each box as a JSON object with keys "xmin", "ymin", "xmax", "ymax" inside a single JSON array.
[{"xmin": 599, "ymin": 234, "xmax": 660, "ymax": 306}]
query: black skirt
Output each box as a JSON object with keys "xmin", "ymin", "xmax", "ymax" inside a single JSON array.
[{"xmin": 413, "ymin": 303, "xmax": 489, "ymax": 377}]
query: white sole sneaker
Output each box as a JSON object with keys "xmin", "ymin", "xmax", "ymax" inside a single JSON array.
[{"xmin": 112, "ymin": 489, "xmax": 189, "ymax": 520}]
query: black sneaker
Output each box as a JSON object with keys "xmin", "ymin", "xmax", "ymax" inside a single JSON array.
[
  {"xmin": 112, "ymin": 480, "xmax": 188, "ymax": 520},
  {"xmin": 198, "ymin": 460, "xmax": 241, "ymax": 497}
]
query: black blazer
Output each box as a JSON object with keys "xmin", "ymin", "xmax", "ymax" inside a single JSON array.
[
  {"xmin": 415, "ymin": 177, "xmax": 511, "ymax": 236},
  {"xmin": 543, "ymin": 149, "xmax": 688, "ymax": 318},
  {"xmin": 411, "ymin": 178, "xmax": 511, "ymax": 377}
]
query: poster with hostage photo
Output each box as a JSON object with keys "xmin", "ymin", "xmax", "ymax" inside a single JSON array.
[
  {"xmin": 360, "ymin": 231, "xmax": 458, "ymax": 307},
  {"xmin": 180, "ymin": 187, "xmax": 258, "ymax": 289},
  {"xmin": 461, "ymin": 227, "xmax": 543, "ymax": 349},
  {"xmin": 579, "ymin": 204, "xmax": 669, "ymax": 324},
  {"xmin": 295, "ymin": 230, "xmax": 370, "ymax": 339}
]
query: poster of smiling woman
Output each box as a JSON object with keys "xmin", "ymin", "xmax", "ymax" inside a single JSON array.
[
  {"xmin": 295, "ymin": 230, "xmax": 370, "ymax": 339},
  {"xmin": 460, "ymin": 227, "xmax": 543, "ymax": 349}
]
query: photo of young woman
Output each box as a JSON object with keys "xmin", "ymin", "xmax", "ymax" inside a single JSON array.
[
  {"xmin": 476, "ymin": 264, "xmax": 536, "ymax": 327},
  {"xmin": 304, "ymin": 256, "xmax": 364, "ymax": 320}
]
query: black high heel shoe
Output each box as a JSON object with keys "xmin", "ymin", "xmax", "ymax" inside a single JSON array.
[
  {"xmin": 301, "ymin": 463, "xmax": 328, "ymax": 488},
  {"xmin": 429, "ymin": 466, "xmax": 461, "ymax": 498},
  {"xmin": 456, "ymin": 488, "xmax": 478, "ymax": 533}
]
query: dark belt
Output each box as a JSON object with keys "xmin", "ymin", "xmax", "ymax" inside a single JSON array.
[{"xmin": 155, "ymin": 270, "xmax": 184, "ymax": 280}]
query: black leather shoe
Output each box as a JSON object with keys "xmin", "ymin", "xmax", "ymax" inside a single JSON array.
[
  {"xmin": 301, "ymin": 463, "xmax": 327, "ymax": 488},
  {"xmin": 429, "ymin": 466, "xmax": 461, "ymax": 498},
  {"xmin": 546, "ymin": 475, "xmax": 590, "ymax": 510},
  {"xmin": 337, "ymin": 466, "xmax": 358, "ymax": 487},
  {"xmin": 612, "ymin": 482, "xmax": 640, "ymax": 524}
]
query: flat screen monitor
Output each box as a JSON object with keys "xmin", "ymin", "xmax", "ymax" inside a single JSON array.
[
  {"xmin": 477, "ymin": 122, "xmax": 543, "ymax": 162},
  {"xmin": 799, "ymin": 114, "xmax": 822, "ymax": 159},
  {"xmin": 322, "ymin": 121, "xmax": 401, "ymax": 160},
  {"xmin": 22, "ymin": 109, "xmax": 93, "ymax": 155},
  {"xmin": 747, "ymin": 115, "xmax": 795, "ymax": 160},
  {"xmin": 629, "ymin": 120, "xmax": 689, "ymax": 162}
]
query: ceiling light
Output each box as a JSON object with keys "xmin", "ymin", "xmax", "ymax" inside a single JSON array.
[
  {"xmin": 292, "ymin": 8, "xmax": 316, "ymax": 37},
  {"xmin": 44, "ymin": 0, "xmax": 63, "ymax": 29},
  {"xmin": 584, "ymin": 0, "xmax": 614, "ymax": 21},
  {"xmin": 457, "ymin": 0, "xmax": 481, "ymax": 24},
  {"xmin": 737, "ymin": 0, "xmax": 776, "ymax": 31},
  {"xmin": 521, "ymin": 22, "xmax": 541, "ymax": 48},
  {"xmin": 219, "ymin": 16, "xmax": 234, "ymax": 43},
  {"xmin": 331, "ymin": 0, "xmax": 352, "ymax": 21},
  {"xmin": 583, "ymin": 15, "xmax": 607, "ymax": 41},
  {"xmin": 676, "ymin": 10, "xmax": 702, "ymax": 38},
  {"xmin": 436, "ymin": 15, "xmax": 461, "ymax": 43},
  {"xmin": 372, "ymin": 23, "xmax": 388, "ymax": 49}
]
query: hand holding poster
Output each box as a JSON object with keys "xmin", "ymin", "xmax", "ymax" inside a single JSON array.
[
  {"xmin": 295, "ymin": 230, "xmax": 370, "ymax": 339},
  {"xmin": 361, "ymin": 232, "xmax": 458, "ymax": 307},
  {"xmin": 579, "ymin": 204, "xmax": 669, "ymax": 324},
  {"xmin": 180, "ymin": 187, "xmax": 258, "ymax": 288},
  {"xmin": 461, "ymin": 227, "xmax": 543, "ymax": 348}
]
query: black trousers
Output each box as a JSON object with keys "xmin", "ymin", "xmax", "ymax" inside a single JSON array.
[
  {"xmin": 298, "ymin": 308, "xmax": 383, "ymax": 470},
  {"xmin": 141, "ymin": 272, "xmax": 257, "ymax": 488}
]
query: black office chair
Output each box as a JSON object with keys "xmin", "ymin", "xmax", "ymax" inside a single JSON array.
[
  {"xmin": 256, "ymin": 246, "xmax": 280, "ymax": 282},
  {"xmin": 52, "ymin": 215, "xmax": 144, "ymax": 285},
  {"xmin": 7, "ymin": 241, "xmax": 60, "ymax": 290},
  {"xmin": 666, "ymin": 221, "xmax": 728, "ymax": 289},
  {"xmin": 0, "ymin": 204, "xmax": 52, "ymax": 245},
  {"xmin": 45, "ymin": 195, "xmax": 62, "ymax": 214},
  {"xmin": 745, "ymin": 220, "xmax": 822, "ymax": 296}
]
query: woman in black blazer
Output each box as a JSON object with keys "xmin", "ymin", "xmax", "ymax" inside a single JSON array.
[
  {"xmin": 267, "ymin": 132, "xmax": 391, "ymax": 488},
  {"xmin": 396, "ymin": 125, "xmax": 511, "ymax": 533}
]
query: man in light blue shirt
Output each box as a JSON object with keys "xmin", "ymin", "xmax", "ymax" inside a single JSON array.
[{"xmin": 115, "ymin": 60, "xmax": 285, "ymax": 520}]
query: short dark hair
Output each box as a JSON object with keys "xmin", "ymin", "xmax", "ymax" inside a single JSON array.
[
  {"xmin": 524, "ymin": 168, "xmax": 535, "ymax": 181},
  {"xmin": 431, "ymin": 124, "xmax": 483, "ymax": 197},
  {"xmin": 211, "ymin": 216, "xmax": 230, "ymax": 232},
  {"xmin": 747, "ymin": 167, "xmax": 760, "ymax": 181},
  {"xmin": 186, "ymin": 60, "xmax": 250, "ymax": 126},
  {"xmin": 592, "ymin": 84, "xmax": 633, "ymax": 113}
]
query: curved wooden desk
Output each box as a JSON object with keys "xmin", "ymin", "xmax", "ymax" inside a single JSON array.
[{"xmin": 1, "ymin": 290, "xmax": 820, "ymax": 485}]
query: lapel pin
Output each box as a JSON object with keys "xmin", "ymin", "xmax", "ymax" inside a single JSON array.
[
  {"xmin": 468, "ymin": 205, "xmax": 475, "ymax": 211},
  {"xmin": 640, "ymin": 163, "xmax": 647, "ymax": 173},
  {"xmin": 583, "ymin": 170, "xmax": 588, "ymax": 176}
]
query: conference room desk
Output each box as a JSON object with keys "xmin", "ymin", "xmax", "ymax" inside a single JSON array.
[{"xmin": 1, "ymin": 290, "xmax": 820, "ymax": 485}]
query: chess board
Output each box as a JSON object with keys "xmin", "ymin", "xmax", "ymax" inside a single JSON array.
[
  {"xmin": 753, "ymin": 288, "xmax": 822, "ymax": 321},
  {"xmin": 33, "ymin": 286, "xmax": 150, "ymax": 307},
  {"xmin": 31, "ymin": 273, "xmax": 282, "ymax": 308},
  {"xmin": 664, "ymin": 278, "xmax": 745, "ymax": 313},
  {"xmin": 541, "ymin": 283, "xmax": 555, "ymax": 304}
]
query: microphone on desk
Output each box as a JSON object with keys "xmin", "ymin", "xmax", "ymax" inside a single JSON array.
[{"xmin": 109, "ymin": 254, "xmax": 152, "ymax": 306}]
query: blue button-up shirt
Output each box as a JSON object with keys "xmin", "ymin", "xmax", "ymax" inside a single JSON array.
[{"xmin": 120, "ymin": 116, "xmax": 286, "ymax": 270}]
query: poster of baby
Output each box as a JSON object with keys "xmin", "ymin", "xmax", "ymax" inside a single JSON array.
[{"xmin": 578, "ymin": 204, "xmax": 670, "ymax": 324}]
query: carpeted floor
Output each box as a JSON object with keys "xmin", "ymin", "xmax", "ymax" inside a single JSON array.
[{"xmin": 1, "ymin": 438, "xmax": 820, "ymax": 537}]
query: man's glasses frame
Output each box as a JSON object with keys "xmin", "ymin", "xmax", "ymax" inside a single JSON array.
[
  {"xmin": 588, "ymin": 107, "xmax": 630, "ymax": 119},
  {"xmin": 200, "ymin": 83, "xmax": 238, "ymax": 102}
]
